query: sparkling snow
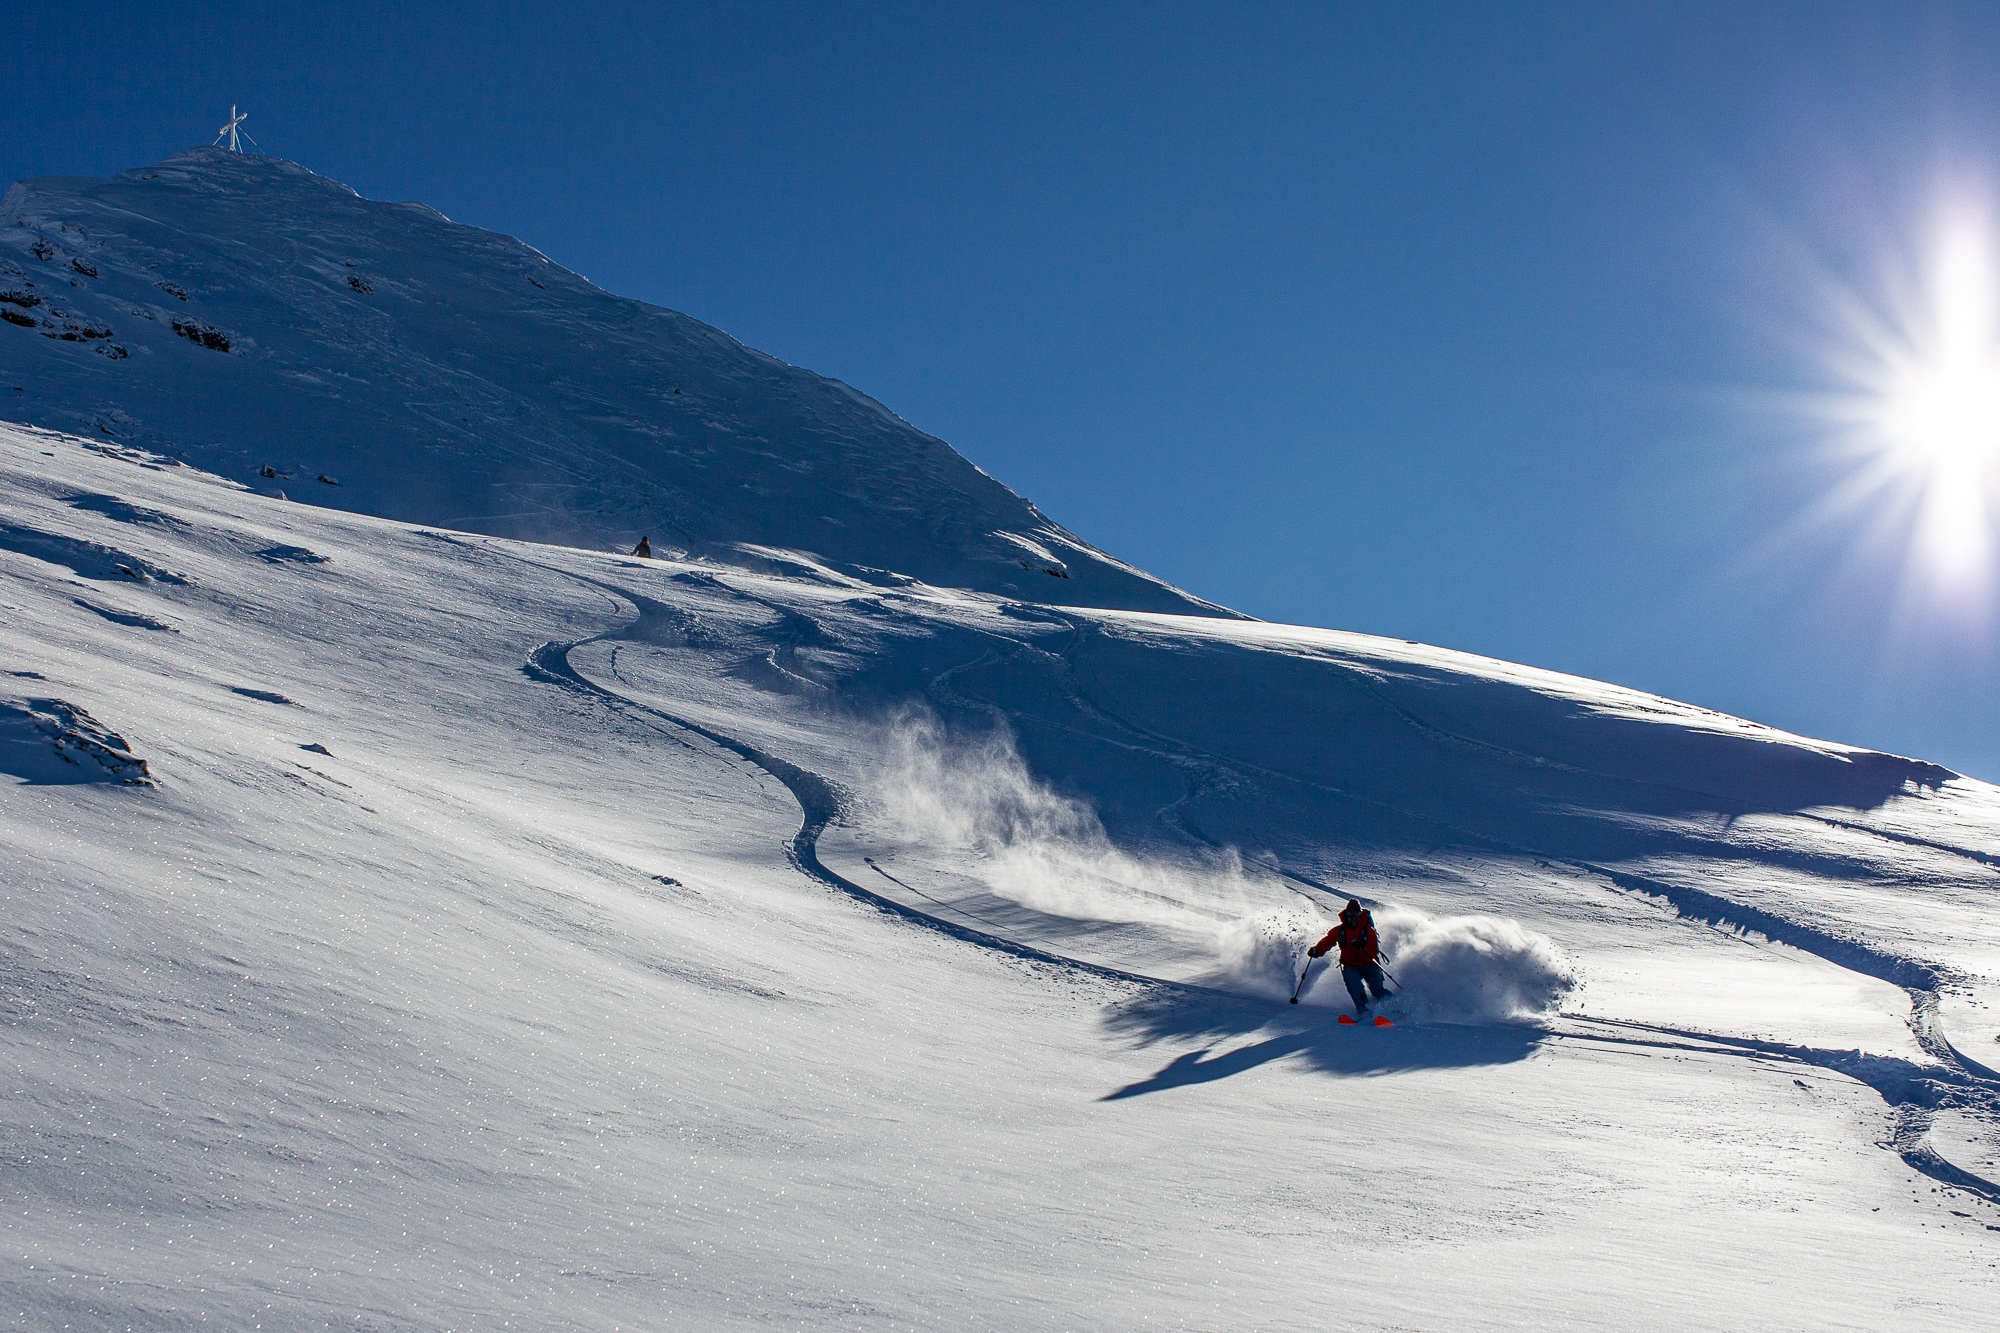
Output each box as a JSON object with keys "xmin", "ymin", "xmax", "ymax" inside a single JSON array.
[{"xmin": 2, "ymin": 146, "xmax": 1997, "ymax": 1330}]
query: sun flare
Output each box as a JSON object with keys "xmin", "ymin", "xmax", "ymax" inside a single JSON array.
[{"xmin": 1866, "ymin": 222, "xmax": 2000, "ymax": 579}]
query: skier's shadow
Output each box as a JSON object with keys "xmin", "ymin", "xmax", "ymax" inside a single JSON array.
[{"xmin": 1098, "ymin": 989, "xmax": 1547, "ymax": 1100}]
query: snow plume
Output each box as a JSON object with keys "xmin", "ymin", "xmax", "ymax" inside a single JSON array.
[
  {"xmin": 1216, "ymin": 906, "xmax": 1339, "ymax": 1000},
  {"xmin": 1212, "ymin": 907, "xmax": 1574, "ymax": 1021},
  {"xmin": 870, "ymin": 713, "xmax": 1574, "ymax": 1021},
  {"xmin": 1364, "ymin": 909, "xmax": 1576, "ymax": 1023},
  {"xmin": 871, "ymin": 709, "xmax": 1286, "ymax": 938}
]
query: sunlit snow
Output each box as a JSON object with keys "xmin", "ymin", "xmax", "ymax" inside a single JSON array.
[{"xmin": 2, "ymin": 149, "xmax": 1998, "ymax": 1330}]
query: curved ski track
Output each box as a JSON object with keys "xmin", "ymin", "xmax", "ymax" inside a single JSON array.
[
  {"xmin": 519, "ymin": 576, "xmax": 1199, "ymax": 998},
  {"xmin": 509, "ymin": 566, "xmax": 2000, "ymax": 1197},
  {"xmin": 922, "ymin": 607, "xmax": 2000, "ymax": 1195}
]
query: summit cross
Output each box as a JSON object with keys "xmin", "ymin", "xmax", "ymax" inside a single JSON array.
[{"xmin": 215, "ymin": 105, "xmax": 248, "ymax": 153}]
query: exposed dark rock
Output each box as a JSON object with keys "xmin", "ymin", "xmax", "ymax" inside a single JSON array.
[
  {"xmin": 252, "ymin": 544, "xmax": 329, "ymax": 564},
  {"xmin": 171, "ymin": 320, "xmax": 230, "ymax": 351},
  {"xmin": 0, "ymin": 523, "xmax": 188, "ymax": 583},
  {"xmin": 0, "ymin": 696, "xmax": 152, "ymax": 785}
]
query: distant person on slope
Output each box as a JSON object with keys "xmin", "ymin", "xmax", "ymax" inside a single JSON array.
[
  {"xmin": 1308, "ymin": 899, "xmax": 1391, "ymax": 1017},
  {"xmin": 632, "ymin": 536, "xmax": 653, "ymax": 558}
]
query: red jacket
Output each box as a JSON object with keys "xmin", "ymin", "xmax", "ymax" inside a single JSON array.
[{"xmin": 1312, "ymin": 913, "xmax": 1379, "ymax": 967}]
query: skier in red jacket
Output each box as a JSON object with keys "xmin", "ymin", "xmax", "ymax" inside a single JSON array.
[{"xmin": 1308, "ymin": 899, "xmax": 1392, "ymax": 1018}]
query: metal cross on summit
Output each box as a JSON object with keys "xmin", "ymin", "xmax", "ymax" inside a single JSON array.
[{"xmin": 215, "ymin": 105, "xmax": 248, "ymax": 153}]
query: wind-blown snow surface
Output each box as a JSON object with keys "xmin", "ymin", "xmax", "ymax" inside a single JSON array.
[
  {"xmin": 0, "ymin": 148, "xmax": 1216, "ymax": 616},
  {"xmin": 5, "ymin": 424, "xmax": 2000, "ymax": 1330}
]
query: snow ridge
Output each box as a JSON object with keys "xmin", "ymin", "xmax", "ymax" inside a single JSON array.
[{"xmin": 0, "ymin": 147, "xmax": 1225, "ymax": 614}]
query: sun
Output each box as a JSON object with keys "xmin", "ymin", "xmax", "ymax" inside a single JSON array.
[{"xmin": 1869, "ymin": 223, "xmax": 2000, "ymax": 580}]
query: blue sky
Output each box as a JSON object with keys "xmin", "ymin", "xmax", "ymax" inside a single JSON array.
[{"xmin": 10, "ymin": 2, "xmax": 2000, "ymax": 778}]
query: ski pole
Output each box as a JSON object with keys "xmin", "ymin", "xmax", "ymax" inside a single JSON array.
[{"xmin": 1289, "ymin": 954, "xmax": 1315, "ymax": 1004}]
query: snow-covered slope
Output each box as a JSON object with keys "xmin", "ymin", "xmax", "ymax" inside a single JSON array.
[
  {"xmin": 4, "ymin": 149, "xmax": 2000, "ymax": 1331},
  {"xmin": 0, "ymin": 148, "xmax": 1217, "ymax": 615},
  {"xmin": 4, "ymin": 424, "xmax": 1998, "ymax": 1330}
]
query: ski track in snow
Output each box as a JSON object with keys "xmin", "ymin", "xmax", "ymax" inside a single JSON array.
[
  {"xmin": 899, "ymin": 604, "xmax": 2000, "ymax": 1193},
  {"xmin": 496, "ymin": 558, "xmax": 2000, "ymax": 1205},
  {"xmin": 6, "ymin": 432, "xmax": 1998, "ymax": 1325},
  {"xmin": 518, "ymin": 573, "xmax": 1187, "ymax": 994}
]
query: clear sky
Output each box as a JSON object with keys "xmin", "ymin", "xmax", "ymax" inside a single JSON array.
[{"xmin": 9, "ymin": 2, "xmax": 2000, "ymax": 779}]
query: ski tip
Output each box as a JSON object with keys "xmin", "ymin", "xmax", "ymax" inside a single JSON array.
[
  {"xmin": 1373, "ymin": 1016, "xmax": 1394, "ymax": 1027},
  {"xmin": 1338, "ymin": 1014, "xmax": 1358, "ymax": 1025}
]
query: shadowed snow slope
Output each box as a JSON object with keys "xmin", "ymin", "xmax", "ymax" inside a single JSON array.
[{"xmin": 0, "ymin": 148, "xmax": 1219, "ymax": 615}]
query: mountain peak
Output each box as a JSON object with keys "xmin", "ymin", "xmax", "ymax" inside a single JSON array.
[{"xmin": 0, "ymin": 151, "xmax": 1232, "ymax": 615}]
